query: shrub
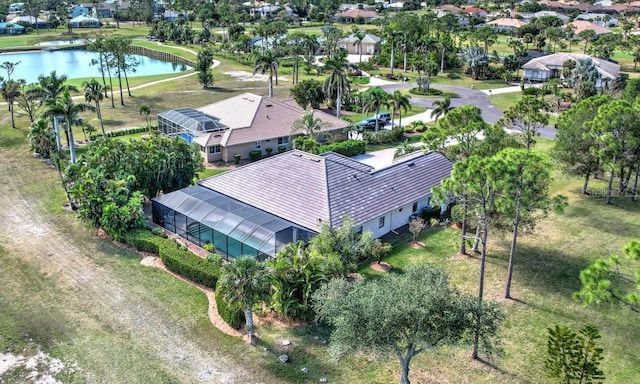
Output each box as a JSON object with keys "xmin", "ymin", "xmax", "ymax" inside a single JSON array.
[
  {"xmin": 277, "ymin": 145, "xmax": 287, "ymax": 153},
  {"xmin": 215, "ymin": 281, "xmax": 245, "ymax": 329},
  {"xmin": 159, "ymin": 243, "xmax": 221, "ymax": 288},
  {"xmin": 122, "ymin": 228, "xmax": 162, "ymax": 254},
  {"xmin": 364, "ymin": 128, "xmax": 404, "ymax": 145},
  {"xmin": 249, "ymin": 150, "xmax": 262, "ymax": 162},
  {"xmin": 404, "ymin": 126, "xmax": 415, "ymax": 133},
  {"xmin": 415, "ymin": 124, "xmax": 427, "ymax": 133},
  {"xmin": 420, "ymin": 206, "xmax": 441, "ymax": 223},
  {"xmin": 446, "ymin": 72, "xmax": 461, "ymax": 79},
  {"xmin": 523, "ymin": 87, "xmax": 542, "ymax": 96},
  {"xmin": 151, "ymin": 226, "xmax": 168, "ymax": 238},
  {"xmin": 319, "ymin": 140, "xmax": 366, "ymax": 157},
  {"xmin": 409, "ymin": 87, "xmax": 443, "ymax": 96},
  {"xmin": 265, "ymin": 147, "xmax": 273, "ymax": 156},
  {"xmin": 90, "ymin": 126, "xmax": 149, "ymax": 141},
  {"xmin": 206, "ymin": 253, "xmax": 223, "ymax": 267},
  {"xmin": 233, "ymin": 153, "xmax": 241, "ymax": 164}
]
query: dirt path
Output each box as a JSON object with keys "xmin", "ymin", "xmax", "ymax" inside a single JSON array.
[{"xmin": 0, "ymin": 144, "xmax": 275, "ymax": 382}]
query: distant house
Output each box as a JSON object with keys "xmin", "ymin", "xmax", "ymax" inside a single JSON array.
[
  {"xmin": 463, "ymin": 7, "xmax": 488, "ymax": 18},
  {"xmin": 522, "ymin": 52, "xmax": 619, "ymax": 88},
  {"xmin": 158, "ymin": 93, "xmax": 350, "ymax": 163},
  {"xmin": 71, "ymin": 4, "xmax": 92, "ymax": 18},
  {"xmin": 9, "ymin": 15, "xmax": 48, "ymax": 28},
  {"xmin": 152, "ymin": 149, "xmax": 453, "ymax": 259},
  {"xmin": 436, "ymin": 4, "xmax": 463, "ymax": 15},
  {"xmin": 8, "ymin": 2, "xmax": 24, "ymax": 13},
  {"xmin": 335, "ymin": 8, "xmax": 378, "ymax": 23},
  {"xmin": 0, "ymin": 22, "xmax": 25, "ymax": 34},
  {"xmin": 567, "ymin": 20, "xmax": 613, "ymax": 35},
  {"xmin": 575, "ymin": 13, "xmax": 619, "ymax": 27},
  {"xmin": 533, "ymin": 10, "xmax": 571, "ymax": 23},
  {"xmin": 69, "ymin": 15, "xmax": 100, "ymax": 28},
  {"xmin": 486, "ymin": 17, "xmax": 528, "ymax": 32},
  {"xmin": 338, "ymin": 32, "xmax": 381, "ymax": 55},
  {"xmin": 161, "ymin": 10, "xmax": 183, "ymax": 22}
]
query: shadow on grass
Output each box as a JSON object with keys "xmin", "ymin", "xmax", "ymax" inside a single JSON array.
[{"xmin": 475, "ymin": 356, "xmax": 533, "ymax": 384}]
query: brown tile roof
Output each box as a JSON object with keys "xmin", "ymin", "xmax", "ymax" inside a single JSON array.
[
  {"xmin": 487, "ymin": 18, "xmax": 528, "ymax": 28},
  {"xmin": 568, "ymin": 20, "xmax": 613, "ymax": 35},
  {"xmin": 338, "ymin": 9, "xmax": 378, "ymax": 19},
  {"xmin": 437, "ymin": 4, "xmax": 463, "ymax": 13}
]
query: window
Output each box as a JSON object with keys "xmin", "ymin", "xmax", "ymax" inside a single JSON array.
[
  {"xmin": 200, "ymin": 146, "xmax": 206, "ymax": 152},
  {"xmin": 277, "ymin": 137, "xmax": 288, "ymax": 145},
  {"xmin": 412, "ymin": 202, "xmax": 418, "ymax": 213},
  {"xmin": 378, "ymin": 216, "xmax": 385, "ymax": 228},
  {"xmin": 209, "ymin": 145, "xmax": 221, "ymax": 154},
  {"xmin": 256, "ymin": 141, "xmax": 261, "ymax": 149}
]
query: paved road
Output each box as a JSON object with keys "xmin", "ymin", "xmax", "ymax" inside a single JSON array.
[{"xmin": 380, "ymin": 82, "xmax": 557, "ymax": 139}]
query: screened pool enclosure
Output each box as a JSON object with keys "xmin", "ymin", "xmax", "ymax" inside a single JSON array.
[
  {"xmin": 157, "ymin": 109, "xmax": 227, "ymax": 143},
  {"xmin": 152, "ymin": 186, "xmax": 314, "ymax": 260}
]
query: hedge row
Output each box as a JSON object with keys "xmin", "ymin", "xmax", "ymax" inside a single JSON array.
[
  {"xmin": 215, "ymin": 281, "xmax": 245, "ymax": 330},
  {"xmin": 123, "ymin": 229, "xmax": 221, "ymax": 289},
  {"xmin": 90, "ymin": 126, "xmax": 150, "ymax": 141},
  {"xmin": 364, "ymin": 128, "xmax": 404, "ymax": 145},
  {"xmin": 320, "ymin": 140, "xmax": 366, "ymax": 157}
]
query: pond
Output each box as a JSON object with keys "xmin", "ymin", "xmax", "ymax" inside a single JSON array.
[
  {"xmin": 34, "ymin": 39, "xmax": 92, "ymax": 46},
  {"xmin": 0, "ymin": 49, "xmax": 192, "ymax": 83}
]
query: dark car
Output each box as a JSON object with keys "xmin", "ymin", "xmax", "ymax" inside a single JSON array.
[{"xmin": 357, "ymin": 117, "xmax": 386, "ymax": 130}]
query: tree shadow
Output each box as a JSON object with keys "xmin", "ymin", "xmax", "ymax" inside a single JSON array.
[{"xmin": 474, "ymin": 356, "xmax": 534, "ymax": 384}]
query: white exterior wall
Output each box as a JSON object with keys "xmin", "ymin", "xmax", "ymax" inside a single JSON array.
[
  {"xmin": 360, "ymin": 195, "xmax": 433, "ymax": 239},
  {"xmin": 523, "ymin": 69, "xmax": 550, "ymax": 81}
]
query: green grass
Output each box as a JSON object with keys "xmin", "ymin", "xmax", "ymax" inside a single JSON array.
[{"xmin": 490, "ymin": 91, "xmax": 522, "ymax": 112}]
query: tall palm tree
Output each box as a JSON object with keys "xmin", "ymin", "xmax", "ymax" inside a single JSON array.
[
  {"xmin": 0, "ymin": 79, "xmax": 23, "ymax": 129},
  {"xmin": 352, "ymin": 27, "xmax": 366, "ymax": 63},
  {"xmin": 253, "ymin": 50, "xmax": 280, "ymax": 97},
  {"xmin": 36, "ymin": 71, "xmax": 79, "ymax": 151},
  {"xmin": 389, "ymin": 90, "xmax": 411, "ymax": 128},
  {"xmin": 218, "ymin": 257, "xmax": 270, "ymax": 345},
  {"xmin": 362, "ymin": 86, "xmax": 390, "ymax": 132},
  {"xmin": 323, "ymin": 52, "xmax": 350, "ymax": 118},
  {"xmin": 28, "ymin": 118, "xmax": 56, "ymax": 158},
  {"xmin": 291, "ymin": 111, "xmax": 329, "ymax": 138},
  {"xmin": 139, "ymin": 104, "xmax": 152, "ymax": 133},
  {"xmin": 82, "ymin": 79, "xmax": 107, "ymax": 138},
  {"xmin": 44, "ymin": 90, "xmax": 95, "ymax": 164},
  {"xmin": 430, "ymin": 96, "xmax": 452, "ymax": 122}
]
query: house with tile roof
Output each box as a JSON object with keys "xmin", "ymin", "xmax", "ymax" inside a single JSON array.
[
  {"xmin": 486, "ymin": 17, "xmax": 528, "ymax": 32},
  {"xmin": 522, "ymin": 52, "xmax": 619, "ymax": 88},
  {"xmin": 335, "ymin": 8, "xmax": 378, "ymax": 23},
  {"xmin": 567, "ymin": 20, "xmax": 613, "ymax": 35},
  {"xmin": 152, "ymin": 150, "xmax": 453, "ymax": 259},
  {"xmin": 158, "ymin": 93, "xmax": 350, "ymax": 163},
  {"xmin": 338, "ymin": 32, "xmax": 382, "ymax": 55}
]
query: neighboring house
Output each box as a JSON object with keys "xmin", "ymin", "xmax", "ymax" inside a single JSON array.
[
  {"xmin": 567, "ymin": 20, "xmax": 613, "ymax": 35},
  {"xmin": 338, "ymin": 32, "xmax": 381, "ymax": 55},
  {"xmin": 9, "ymin": 15, "xmax": 48, "ymax": 28},
  {"xmin": 486, "ymin": 17, "xmax": 528, "ymax": 32},
  {"xmin": 161, "ymin": 10, "xmax": 183, "ymax": 22},
  {"xmin": 575, "ymin": 13, "xmax": 619, "ymax": 27},
  {"xmin": 71, "ymin": 4, "xmax": 92, "ymax": 18},
  {"xmin": 69, "ymin": 15, "xmax": 100, "ymax": 28},
  {"xmin": 335, "ymin": 8, "xmax": 378, "ymax": 23},
  {"xmin": 151, "ymin": 149, "xmax": 453, "ymax": 259},
  {"xmin": 463, "ymin": 7, "xmax": 488, "ymax": 18},
  {"xmin": 8, "ymin": 2, "xmax": 24, "ymax": 13},
  {"xmin": 0, "ymin": 22, "xmax": 25, "ymax": 34},
  {"xmin": 522, "ymin": 52, "xmax": 619, "ymax": 88},
  {"xmin": 249, "ymin": 4, "xmax": 296, "ymax": 19},
  {"xmin": 158, "ymin": 93, "xmax": 350, "ymax": 162},
  {"xmin": 436, "ymin": 4, "xmax": 463, "ymax": 15},
  {"xmin": 533, "ymin": 10, "xmax": 571, "ymax": 23}
]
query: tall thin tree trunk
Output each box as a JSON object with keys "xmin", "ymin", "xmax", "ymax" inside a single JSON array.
[
  {"xmin": 581, "ymin": 171, "xmax": 591, "ymax": 194},
  {"xmin": 606, "ymin": 162, "xmax": 615, "ymax": 204},
  {"xmin": 441, "ymin": 47, "xmax": 446, "ymax": 73},
  {"xmin": 67, "ymin": 118, "xmax": 76, "ymax": 164},
  {"xmin": 117, "ymin": 71, "xmax": 125, "ymax": 106},
  {"xmin": 336, "ymin": 86, "xmax": 342, "ymax": 118},
  {"xmin": 390, "ymin": 43, "xmax": 395, "ymax": 75},
  {"xmin": 97, "ymin": 103, "xmax": 105, "ymax": 137},
  {"xmin": 244, "ymin": 308, "xmax": 254, "ymax": 345},
  {"xmin": 472, "ymin": 216, "xmax": 489, "ymax": 360},
  {"xmin": 459, "ymin": 197, "xmax": 468, "ymax": 255},
  {"xmin": 505, "ymin": 189, "xmax": 522, "ymax": 299},
  {"xmin": 403, "ymin": 50, "xmax": 407, "ymax": 72},
  {"xmin": 268, "ymin": 75, "xmax": 273, "ymax": 97},
  {"xmin": 53, "ymin": 117, "xmax": 61, "ymax": 151},
  {"xmin": 9, "ymin": 103, "xmax": 15, "ymax": 128},
  {"xmin": 632, "ymin": 165, "xmax": 639, "ymax": 201},
  {"xmin": 623, "ymin": 165, "xmax": 633, "ymax": 193},
  {"xmin": 124, "ymin": 68, "xmax": 132, "ymax": 96},
  {"xmin": 107, "ymin": 65, "xmax": 115, "ymax": 108},
  {"xmin": 472, "ymin": 225, "xmax": 481, "ymax": 253},
  {"xmin": 398, "ymin": 354, "xmax": 411, "ymax": 384}
]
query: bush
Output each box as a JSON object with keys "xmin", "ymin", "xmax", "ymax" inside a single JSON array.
[
  {"xmin": 151, "ymin": 226, "xmax": 168, "ymax": 238},
  {"xmin": 233, "ymin": 153, "xmax": 241, "ymax": 164},
  {"xmin": 249, "ymin": 150, "xmax": 262, "ymax": 162},
  {"xmin": 277, "ymin": 145, "xmax": 287, "ymax": 153},
  {"xmin": 215, "ymin": 281, "xmax": 245, "ymax": 329},
  {"xmin": 446, "ymin": 72, "xmax": 461, "ymax": 80},
  {"xmin": 319, "ymin": 140, "xmax": 366, "ymax": 157},
  {"xmin": 348, "ymin": 76, "xmax": 370, "ymax": 85},
  {"xmin": 523, "ymin": 87, "xmax": 542, "ymax": 96},
  {"xmin": 160, "ymin": 242, "xmax": 221, "ymax": 288},
  {"xmin": 409, "ymin": 87, "xmax": 443, "ymax": 96},
  {"xmin": 364, "ymin": 128, "xmax": 404, "ymax": 145},
  {"xmin": 122, "ymin": 228, "xmax": 162, "ymax": 254},
  {"xmin": 265, "ymin": 147, "xmax": 273, "ymax": 156},
  {"xmin": 90, "ymin": 126, "xmax": 149, "ymax": 141},
  {"xmin": 420, "ymin": 206, "xmax": 441, "ymax": 223},
  {"xmin": 415, "ymin": 124, "xmax": 427, "ymax": 133}
]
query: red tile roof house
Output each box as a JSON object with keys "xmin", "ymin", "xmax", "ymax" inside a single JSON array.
[
  {"xmin": 157, "ymin": 93, "xmax": 350, "ymax": 163},
  {"xmin": 335, "ymin": 8, "xmax": 379, "ymax": 23},
  {"xmin": 152, "ymin": 150, "xmax": 453, "ymax": 259}
]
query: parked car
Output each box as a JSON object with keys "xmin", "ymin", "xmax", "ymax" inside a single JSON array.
[
  {"xmin": 374, "ymin": 112, "xmax": 391, "ymax": 122},
  {"xmin": 357, "ymin": 117, "xmax": 386, "ymax": 130}
]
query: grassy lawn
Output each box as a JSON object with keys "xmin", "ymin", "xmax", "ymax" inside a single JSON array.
[{"xmin": 489, "ymin": 91, "xmax": 522, "ymax": 112}]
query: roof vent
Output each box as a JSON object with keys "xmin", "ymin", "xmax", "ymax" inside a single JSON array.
[
  {"xmin": 265, "ymin": 103, "xmax": 273, "ymax": 107},
  {"xmin": 407, "ymin": 162, "xmax": 415, "ymax": 167}
]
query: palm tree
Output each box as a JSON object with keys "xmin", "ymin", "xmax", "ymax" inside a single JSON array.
[
  {"xmin": 44, "ymin": 89, "xmax": 95, "ymax": 164},
  {"xmin": 291, "ymin": 111, "xmax": 329, "ymax": 138},
  {"xmin": 35, "ymin": 71, "xmax": 79, "ymax": 151},
  {"xmin": 362, "ymin": 86, "xmax": 390, "ymax": 132},
  {"xmin": 0, "ymin": 79, "xmax": 23, "ymax": 129},
  {"xmin": 389, "ymin": 90, "xmax": 411, "ymax": 128},
  {"xmin": 461, "ymin": 46, "xmax": 489, "ymax": 80},
  {"xmin": 352, "ymin": 27, "xmax": 366, "ymax": 63},
  {"xmin": 28, "ymin": 118, "xmax": 56, "ymax": 158},
  {"xmin": 253, "ymin": 50, "xmax": 280, "ymax": 97},
  {"xmin": 139, "ymin": 104, "xmax": 152, "ymax": 133},
  {"xmin": 430, "ymin": 96, "xmax": 452, "ymax": 122},
  {"xmin": 82, "ymin": 79, "xmax": 107, "ymax": 137},
  {"xmin": 218, "ymin": 257, "xmax": 270, "ymax": 345},
  {"xmin": 323, "ymin": 51, "xmax": 350, "ymax": 118},
  {"xmin": 568, "ymin": 58, "xmax": 601, "ymax": 93}
]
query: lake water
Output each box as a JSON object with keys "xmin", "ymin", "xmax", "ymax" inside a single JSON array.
[
  {"xmin": 0, "ymin": 50, "xmax": 192, "ymax": 83},
  {"xmin": 34, "ymin": 39, "xmax": 91, "ymax": 46}
]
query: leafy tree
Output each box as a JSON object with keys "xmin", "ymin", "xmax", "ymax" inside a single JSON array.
[
  {"xmin": 313, "ymin": 265, "xmax": 503, "ymax": 384},
  {"xmin": 139, "ymin": 104, "xmax": 151, "ymax": 132},
  {"xmin": 16, "ymin": 83, "xmax": 44, "ymax": 123},
  {"xmin": 430, "ymin": 96, "xmax": 452, "ymax": 122},
  {"xmin": 545, "ymin": 324, "xmax": 605, "ymax": 384},
  {"xmin": 415, "ymin": 60, "xmax": 439, "ymax": 93},
  {"xmin": 352, "ymin": 27, "xmax": 366, "ymax": 63},
  {"xmin": 253, "ymin": 50, "xmax": 280, "ymax": 97},
  {"xmin": 432, "ymin": 155, "xmax": 506, "ymax": 358},
  {"xmin": 323, "ymin": 50, "xmax": 350, "ymax": 118},
  {"xmin": 389, "ymin": 90, "xmax": 411, "ymax": 128},
  {"xmin": 624, "ymin": 78, "xmax": 640, "ymax": 100},
  {"xmin": 461, "ymin": 46, "xmax": 489, "ymax": 80},
  {"xmin": 408, "ymin": 218, "xmax": 427, "ymax": 243},
  {"xmin": 218, "ymin": 257, "xmax": 270, "ymax": 345},
  {"xmin": 267, "ymin": 241, "xmax": 342, "ymax": 320},
  {"xmin": 35, "ymin": 71, "xmax": 79, "ymax": 151},
  {"xmin": 291, "ymin": 111, "xmax": 328, "ymax": 137},
  {"xmin": 568, "ymin": 58, "xmax": 600, "ymax": 98},
  {"xmin": 196, "ymin": 45, "xmax": 215, "ymax": 88},
  {"xmin": 290, "ymin": 79, "xmax": 325, "ymax": 110},
  {"xmin": 552, "ymin": 95, "xmax": 611, "ymax": 194},
  {"xmin": 361, "ymin": 86, "xmax": 390, "ymax": 132},
  {"xmin": 493, "ymin": 149, "xmax": 566, "ymax": 299},
  {"xmin": 497, "ymin": 95, "xmax": 549, "ymax": 150},
  {"xmin": 0, "ymin": 78, "xmax": 24, "ymax": 129},
  {"xmin": 578, "ymin": 29, "xmax": 596, "ymax": 54},
  {"xmin": 0, "ymin": 60, "xmax": 20, "ymax": 80},
  {"xmin": 471, "ymin": 26, "xmax": 498, "ymax": 53},
  {"xmin": 82, "ymin": 79, "xmax": 107, "ymax": 137},
  {"xmin": 43, "ymin": 90, "xmax": 95, "ymax": 164},
  {"xmin": 574, "ymin": 239, "xmax": 640, "ymax": 310},
  {"xmin": 28, "ymin": 118, "xmax": 56, "ymax": 158}
]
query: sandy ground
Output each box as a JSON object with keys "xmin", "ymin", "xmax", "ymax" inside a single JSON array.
[
  {"xmin": 223, "ymin": 71, "xmax": 288, "ymax": 82},
  {"xmin": 0, "ymin": 150, "xmax": 265, "ymax": 382}
]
